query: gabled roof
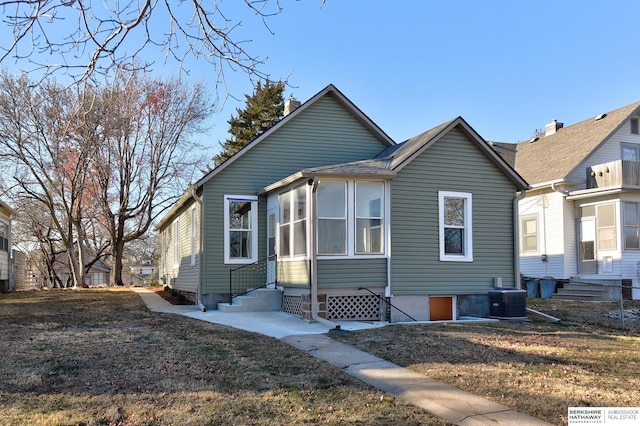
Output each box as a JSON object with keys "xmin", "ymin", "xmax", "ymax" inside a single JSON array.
[
  {"xmin": 514, "ymin": 101, "xmax": 640, "ymax": 185},
  {"xmin": 379, "ymin": 116, "xmax": 528, "ymax": 189},
  {"xmin": 196, "ymin": 84, "xmax": 395, "ymax": 188},
  {"xmin": 156, "ymin": 84, "xmax": 396, "ymax": 230},
  {"xmin": 262, "ymin": 116, "xmax": 529, "ymax": 194}
]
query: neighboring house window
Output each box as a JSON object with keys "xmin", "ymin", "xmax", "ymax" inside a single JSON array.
[
  {"xmin": 621, "ymin": 143, "xmax": 640, "ymax": 161},
  {"xmin": 93, "ymin": 272, "xmax": 106, "ymax": 285},
  {"xmin": 521, "ymin": 216, "xmax": 538, "ymax": 253},
  {"xmin": 0, "ymin": 222, "xmax": 7, "ymax": 252},
  {"xmin": 278, "ymin": 185, "xmax": 307, "ymax": 258},
  {"xmin": 172, "ymin": 219, "xmax": 179, "ymax": 268},
  {"xmin": 224, "ymin": 195, "xmax": 258, "ymax": 263},
  {"xmin": 355, "ymin": 181, "xmax": 384, "ymax": 254},
  {"xmin": 190, "ymin": 206, "xmax": 197, "ymax": 266},
  {"xmin": 624, "ymin": 202, "xmax": 639, "ymax": 249},
  {"xmin": 631, "ymin": 118, "xmax": 639, "ymax": 135},
  {"xmin": 597, "ymin": 203, "xmax": 616, "ymax": 251},
  {"xmin": 439, "ymin": 191, "xmax": 473, "ymax": 262},
  {"xmin": 317, "ymin": 181, "xmax": 347, "ymax": 255}
]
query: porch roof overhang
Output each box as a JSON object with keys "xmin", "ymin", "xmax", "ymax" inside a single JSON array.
[
  {"xmin": 566, "ymin": 187, "xmax": 624, "ymax": 200},
  {"xmin": 259, "ymin": 162, "xmax": 396, "ymax": 195}
]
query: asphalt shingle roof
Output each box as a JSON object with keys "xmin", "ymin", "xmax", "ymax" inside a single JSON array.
[{"xmin": 514, "ymin": 101, "xmax": 640, "ymax": 185}]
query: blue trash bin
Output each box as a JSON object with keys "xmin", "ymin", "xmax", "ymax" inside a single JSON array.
[
  {"xmin": 539, "ymin": 279, "xmax": 556, "ymax": 299},
  {"xmin": 526, "ymin": 280, "xmax": 540, "ymax": 298}
]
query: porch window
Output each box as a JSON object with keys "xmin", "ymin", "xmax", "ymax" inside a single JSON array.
[
  {"xmin": 279, "ymin": 191, "xmax": 290, "ymax": 257},
  {"xmin": 439, "ymin": 191, "xmax": 473, "ymax": 262},
  {"xmin": 293, "ymin": 185, "xmax": 307, "ymax": 256},
  {"xmin": 224, "ymin": 195, "xmax": 258, "ymax": 263},
  {"xmin": 521, "ymin": 215, "xmax": 538, "ymax": 253},
  {"xmin": 597, "ymin": 203, "xmax": 616, "ymax": 250},
  {"xmin": 317, "ymin": 181, "xmax": 347, "ymax": 255},
  {"xmin": 624, "ymin": 202, "xmax": 639, "ymax": 249},
  {"xmin": 278, "ymin": 185, "xmax": 307, "ymax": 258},
  {"xmin": 355, "ymin": 181, "xmax": 384, "ymax": 254}
]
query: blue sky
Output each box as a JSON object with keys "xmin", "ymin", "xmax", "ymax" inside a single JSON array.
[
  {"xmin": 177, "ymin": 0, "xmax": 640, "ymax": 151},
  {"xmin": 5, "ymin": 1, "xmax": 640, "ymax": 150}
]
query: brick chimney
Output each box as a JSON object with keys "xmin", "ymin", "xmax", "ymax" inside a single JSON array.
[
  {"xmin": 545, "ymin": 119, "xmax": 564, "ymax": 136},
  {"xmin": 284, "ymin": 96, "xmax": 301, "ymax": 116}
]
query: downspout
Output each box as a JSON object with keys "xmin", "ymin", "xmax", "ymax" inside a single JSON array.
[
  {"xmin": 514, "ymin": 189, "xmax": 527, "ymax": 289},
  {"xmin": 310, "ymin": 177, "xmax": 339, "ymax": 328},
  {"xmin": 191, "ymin": 186, "xmax": 207, "ymax": 312}
]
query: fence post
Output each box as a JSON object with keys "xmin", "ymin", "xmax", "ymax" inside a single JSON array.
[{"xmin": 619, "ymin": 291, "xmax": 625, "ymax": 331}]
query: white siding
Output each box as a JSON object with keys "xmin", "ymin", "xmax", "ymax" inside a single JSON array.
[
  {"xmin": 566, "ymin": 118, "xmax": 640, "ymax": 185},
  {"xmin": 519, "ymin": 190, "xmax": 572, "ymax": 278}
]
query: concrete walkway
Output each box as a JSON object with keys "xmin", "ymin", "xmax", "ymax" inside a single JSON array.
[{"xmin": 133, "ymin": 288, "xmax": 552, "ymax": 426}]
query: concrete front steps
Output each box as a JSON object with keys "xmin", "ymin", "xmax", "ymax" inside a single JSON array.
[
  {"xmin": 217, "ymin": 288, "xmax": 283, "ymax": 312},
  {"xmin": 552, "ymin": 282, "xmax": 614, "ymax": 301}
]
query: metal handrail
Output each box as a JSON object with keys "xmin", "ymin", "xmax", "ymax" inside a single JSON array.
[
  {"xmin": 358, "ymin": 286, "xmax": 417, "ymax": 321},
  {"xmin": 229, "ymin": 255, "xmax": 277, "ymax": 304}
]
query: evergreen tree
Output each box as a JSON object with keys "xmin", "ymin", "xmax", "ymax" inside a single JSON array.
[{"xmin": 214, "ymin": 80, "xmax": 284, "ymax": 166}]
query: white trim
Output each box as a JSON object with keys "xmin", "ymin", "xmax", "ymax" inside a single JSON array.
[
  {"xmin": 224, "ymin": 195, "xmax": 258, "ymax": 264},
  {"xmin": 520, "ymin": 214, "xmax": 539, "ymax": 255},
  {"xmin": 315, "ymin": 179, "xmax": 390, "ymax": 258},
  {"xmin": 439, "ymin": 191, "xmax": 473, "ymax": 262}
]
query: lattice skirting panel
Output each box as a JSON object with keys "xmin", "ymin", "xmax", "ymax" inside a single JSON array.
[
  {"xmin": 283, "ymin": 294, "xmax": 304, "ymax": 318},
  {"xmin": 327, "ymin": 294, "xmax": 382, "ymax": 320}
]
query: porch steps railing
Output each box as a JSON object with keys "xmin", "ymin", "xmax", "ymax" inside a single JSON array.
[{"xmin": 226, "ymin": 255, "xmax": 277, "ymax": 305}]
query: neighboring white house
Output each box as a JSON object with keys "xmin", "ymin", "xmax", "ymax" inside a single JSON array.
[
  {"xmin": 494, "ymin": 101, "xmax": 640, "ymax": 300},
  {"xmin": 0, "ymin": 200, "xmax": 15, "ymax": 292}
]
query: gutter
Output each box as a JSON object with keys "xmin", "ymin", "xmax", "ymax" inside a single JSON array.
[
  {"xmin": 550, "ymin": 182, "xmax": 570, "ymax": 196},
  {"xmin": 191, "ymin": 186, "xmax": 207, "ymax": 312},
  {"xmin": 309, "ymin": 177, "xmax": 340, "ymax": 328},
  {"xmin": 514, "ymin": 189, "xmax": 527, "ymax": 288}
]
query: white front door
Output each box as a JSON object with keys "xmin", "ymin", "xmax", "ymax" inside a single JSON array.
[{"xmin": 579, "ymin": 217, "xmax": 597, "ymax": 274}]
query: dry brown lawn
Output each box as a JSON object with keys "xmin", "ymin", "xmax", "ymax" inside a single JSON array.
[
  {"xmin": 3, "ymin": 289, "xmax": 638, "ymax": 426},
  {"xmin": 0, "ymin": 289, "xmax": 447, "ymax": 426},
  {"xmin": 331, "ymin": 310, "xmax": 640, "ymax": 426}
]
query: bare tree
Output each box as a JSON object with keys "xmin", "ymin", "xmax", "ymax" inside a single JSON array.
[
  {"xmin": 0, "ymin": 71, "xmax": 104, "ymax": 287},
  {"xmin": 0, "ymin": 0, "xmax": 286, "ymax": 89},
  {"xmin": 88, "ymin": 71, "xmax": 212, "ymax": 286}
]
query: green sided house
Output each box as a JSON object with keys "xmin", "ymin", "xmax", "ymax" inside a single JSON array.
[{"xmin": 155, "ymin": 84, "xmax": 528, "ymax": 322}]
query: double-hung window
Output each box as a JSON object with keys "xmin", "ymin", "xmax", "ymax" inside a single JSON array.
[
  {"xmin": 316, "ymin": 180, "xmax": 385, "ymax": 256},
  {"xmin": 317, "ymin": 182, "xmax": 347, "ymax": 255},
  {"xmin": 624, "ymin": 202, "xmax": 639, "ymax": 249},
  {"xmin": 355, "ymin": 182, "xmax": 384, "ymax": 254},
  {"xmin": 279, "ymin": 185, "xmax": 307, "ymax": 258},
  {"xmin": 224, "ymin": 195, "xmax": 258, "ymax": 263},
  {"xmin": 597, "ymin": 203, "xmax": 616, "ymax": 250},
  {"xmin": 521, "ymin": 216, "xmax": 538, "ymax": 253},
  {"xmin": 439, "ymin": 191, "xmax": 473, "ymax": 261},
  {"xmin": 0, "ymin": 222, "xmax": 7, "ymax": 252}
]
